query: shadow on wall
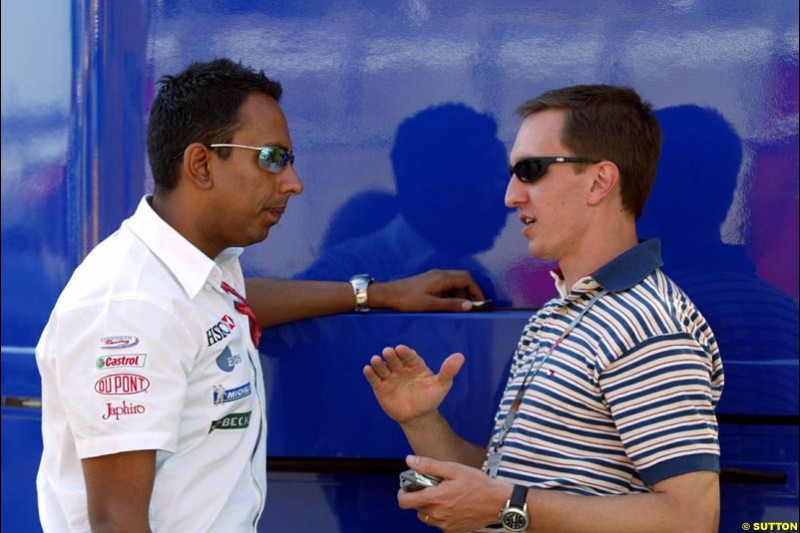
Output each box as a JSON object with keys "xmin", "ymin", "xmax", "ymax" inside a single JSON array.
[
  {"xmin": 295, "ymin": 102, "xmax": 512, "ymax": 306},
  {"xmin": 637, "ymin": 104, "xmax": 798, "ymax": 364}
]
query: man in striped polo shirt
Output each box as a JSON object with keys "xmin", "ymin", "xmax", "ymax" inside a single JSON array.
[{"xmin": 365, "ymin": 85, "xmax": 724, "ymax": 532}]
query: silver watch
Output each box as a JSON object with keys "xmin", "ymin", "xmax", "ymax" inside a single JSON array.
[
  {"xmin": 349, "ymin": 274, "xmax": 374, "ymax": 312},
  {"xmin": 500, "ymin": 484, "xmax": 529, "ymax": 532}
]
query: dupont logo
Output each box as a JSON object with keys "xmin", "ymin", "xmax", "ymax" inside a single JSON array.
[
  {"xmin": 102, "ymin": 401, "xmax": 146, "ymax": 420},
  {"xmin": 209, "ymin": 411, "xmax": 251, "ymax": 433},
  {"xmin": 96, "ymin": 354, "xmax": 147, "ymax": 370},
  {"xmin": 100, "ymin": 335, "xmax": 140, "ymax": 350},
  {"xmin": 94, "ymin": 373, "xmax": 151, "ymax": 395},
  {"xmin": 213, "ymin": 382, "xmax": 252, "ymax": 405}
]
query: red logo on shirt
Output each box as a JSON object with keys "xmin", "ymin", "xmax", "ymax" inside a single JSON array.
[
  {"xmin": 94, "ymin": 374, "xmax": 150, "ymax": 395},
  {"xmin": 102, "ymin": 401, "xmax": 146, "ymax": 420}
]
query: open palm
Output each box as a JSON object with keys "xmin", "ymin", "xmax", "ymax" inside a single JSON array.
[{"xmin": 363, "ymin": 344, "xmax": 465, "ymax": 424}]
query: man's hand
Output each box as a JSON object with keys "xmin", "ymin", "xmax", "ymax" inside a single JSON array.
[
  {"xmin": 397, "ymin": 455, "xmax": 509, "ymax": 533},
  {"xmin": 363, "ymin": 344, "xmax": 464, "ymax": 424},
  {"xmin": 369, "ymin": 269, "xmax": 485, "ymax": 313}
]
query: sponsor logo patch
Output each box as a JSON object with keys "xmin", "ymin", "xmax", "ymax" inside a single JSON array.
[
  {"xmin": 94, "ymin": 373, "xmax": 151, "ymax": 395},
  {"xmin": 96, "ymin": 354, "xmax": 147, "ymax": 370},
  {"xmin": 206, "ymin": 315, "xmax": 236, "ymax": 347},
  {"xmin": 209, "ymin": 411, "xmax": 251, "ymax": 432},
  {"xmin": 102, "ymin": 401, "xmax": 146, "ymax": 420},
  {"xmin": 213, "ymin": 382, "xmax": 252, "ymax": 405},
  {"xmin": 215, "ymin": 346, "xmax": 242, "ymax": 373},
  {"xmin": 100, "ymin": 335, "xmax": 140, "ymax": 350}
]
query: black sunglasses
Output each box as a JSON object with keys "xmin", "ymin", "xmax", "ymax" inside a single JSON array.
[{"xmin": 509, "ymin": 156, "xmax": 599, "ymax": 183}]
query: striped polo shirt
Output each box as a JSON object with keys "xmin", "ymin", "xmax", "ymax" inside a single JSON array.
[{"xmin": 484, "ymin": 239, "xmax": 724, "ymax": 496}]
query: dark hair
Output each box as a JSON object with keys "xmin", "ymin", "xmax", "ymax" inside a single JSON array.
[
  {"xmin": 147, "ymin": 58, "xmax": 283, "ymax": 192},
  {"xmin": 517, "ymin": 85, "xmax": 661, "ymax": 219}
]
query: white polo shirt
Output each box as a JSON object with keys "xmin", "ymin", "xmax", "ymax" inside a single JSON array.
[{"xmin": 36, "ymin": 196, "xmax": 267, "ymax": 533}]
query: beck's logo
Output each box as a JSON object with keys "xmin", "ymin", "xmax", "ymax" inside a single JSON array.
[
  {"xmin": 206, "ymin": 315, "xmax": 236, "ymax": 347},
  {"xmin": 102, "ymin": 401, "xmax": 146, "ymax": 420},
  {"xmin": 209, "ymin": 411, "xmax": 252, "ymax": 433},
  {"xmin": 100, "ymin": 335, "xmax": 140, "ymax": 350},
  {"xmin": 96, "ymin": 354, "xmax": 147, "ymax": 370},
  {"xmin": 94, "ymin": 373, "xmax": 151, "ymax": 395}
]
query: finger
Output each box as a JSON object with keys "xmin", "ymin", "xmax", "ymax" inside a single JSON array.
[
  {"xmin": 407, "ymin": 454, "xmax": 453, "ymax": 479},
  {"xmin": 417, "ymin": 511, "xmax": 436, "ymax": 528},
  {"xmin": 438, "ymin": 353, "xmax": 465, "ymax": 385},
  {"xmin": 442, "ymin": 270, "xmax": 485, "ymax": 301},
  {"xmin": 383, "ymin": 346, "xmax": 404, "ymax": 372},
  {"xmin": 363, "ymin": 365, "xmax": 382, "ymax": 387},
  {"xmin": 369, "ymin": 354, "xmax": 392, "ymax": 379},
  {"xmin": 395, "ymin": 345, "xmax": 425, "ymax": 370},
  {"xmin": 423, "ymin": 294, "xmax": 475, "ymax": 313}
]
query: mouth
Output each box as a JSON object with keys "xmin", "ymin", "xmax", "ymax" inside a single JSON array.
[
  {"xmin": 264, "ymin": 205, "xmax": 287, "ymax": 222},
  {"xmin": 520, "ymin": 215, "xmax": 536, "ymax": 226}
]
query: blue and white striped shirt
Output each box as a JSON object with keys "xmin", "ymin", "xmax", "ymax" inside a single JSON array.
[{"xmin": 485, "ymin": 239, "xmax": 724, "ymax": 496}]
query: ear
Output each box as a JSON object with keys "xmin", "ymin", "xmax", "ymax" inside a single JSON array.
[
  {"xmin": 587, "ymin": 161, "xmax": 620, "ymax": 207},
  {"xmin": 181, "ymin": 142, "xmax": 215, "ymax": 190}
]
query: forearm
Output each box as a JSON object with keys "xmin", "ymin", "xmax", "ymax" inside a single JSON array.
[
  {"xmin": 245, "ymin": 279, "xmax": 355, "ymax": 327},
  {"xmin": 523, "ymin": 479, "xmax": 718, "ymax": 533},
  {"xmin": 400, "ymin": 410, "xmax": 486, "ymax": 468}
]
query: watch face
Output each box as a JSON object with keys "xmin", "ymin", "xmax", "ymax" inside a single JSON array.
[{"xmin": 502, "ymin": 509, "xmax": 528, "ymax": 531}]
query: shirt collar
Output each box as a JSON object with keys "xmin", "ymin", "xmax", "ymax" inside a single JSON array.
[
  {"xmin": 124, "ymin": 196, "xmax": 243, "ymax": 299},
  {"xmin": 550, "ymin": 239, "xmax": 663, "ymax": 298}
]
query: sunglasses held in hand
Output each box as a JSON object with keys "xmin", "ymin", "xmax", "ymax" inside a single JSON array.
[{"xmin": 509, "ymin": 156, "xmax": 599, "ymax": 183}]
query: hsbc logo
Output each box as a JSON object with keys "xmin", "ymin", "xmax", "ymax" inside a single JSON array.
[
  {"xmin": 96, "ymin": 354, "xmax": 147, "ymax": 370},
  {"xmin": 94, "ymin": 373, "xmax": 151, "ymax": 395},
  {"xmin": 206, "ymin": 315, "xmax": 236, "ymax": 347}
]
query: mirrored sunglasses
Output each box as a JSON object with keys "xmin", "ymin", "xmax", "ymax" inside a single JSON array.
[
  {"xmin": 210, "ymin": 143, "xmax": 295, "ymax": 173},
  {"xmin": 509, "ymin": 156, "xmax": 598, "ymax": 183}
]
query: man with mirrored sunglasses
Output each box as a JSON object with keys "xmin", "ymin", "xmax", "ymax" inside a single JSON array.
[
  {"xmin": 35, "ymin": 58, "xmax": 485, "ymax": 533},
  {"xmin": 366, "ymin": 84, "xmax": 723, "ymax": 532}
]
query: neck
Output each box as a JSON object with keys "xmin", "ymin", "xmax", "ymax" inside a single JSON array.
[
  {"xmin": 558, "ymin": 218, "xmax": 639, "ymax": 292},
  {"xmin": 150, "ymin": 192, "xmax": 221, "ymax": 259}
]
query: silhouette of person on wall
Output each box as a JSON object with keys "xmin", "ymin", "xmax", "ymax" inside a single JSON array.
[
  {"xmin": 269, "ymin": 103, "xmax": 511, "ymax": 532},
  {"xmin": 297, "ymin": 102, "xmax": 511, "ymax": 306},
  {"xmin": 638, "ymin": 105, "xmax": 798, "ymax": 378}
]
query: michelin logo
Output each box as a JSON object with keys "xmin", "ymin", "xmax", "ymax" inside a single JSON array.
[{"xmin": 213, "ymin": 382, "xmax": 252, "ymax": 405}]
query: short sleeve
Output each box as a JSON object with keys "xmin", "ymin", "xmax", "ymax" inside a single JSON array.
[
  {"xmin": 599, "ymin": 332, "xmax": 721, "ymax": 486},
  {"xmin": 52, "ymin": 298, "xmax": 197, "ymax": 458}
]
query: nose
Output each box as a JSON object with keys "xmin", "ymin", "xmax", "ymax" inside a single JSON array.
[
  {"xmin": 504, "ymin": 175, "xmax": 526, "ymax": 208},
  {"xmin": 279, "ymin": 164, "xmax": 304, "ymax": 196}
]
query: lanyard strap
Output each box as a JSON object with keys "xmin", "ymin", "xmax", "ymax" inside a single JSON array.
[
  {"xmin": 492, "ymin": 289, "xmax": 608, "ymax": 452},
  {"xmin": 220, "ymin": 281, "xmax": 263, "ymax": 347}
]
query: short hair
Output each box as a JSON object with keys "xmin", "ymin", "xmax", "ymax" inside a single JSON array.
[
  {"xmin": 147, "ymin": 58, "xmax": 282, "ymax": 192},
  {"xmin": 517, "ymin": 85, "xmax": 661, "ymax": 219}
]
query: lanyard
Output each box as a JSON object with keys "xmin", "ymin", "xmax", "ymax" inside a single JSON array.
[
  {"xmin": 220, "ymin": 281, "xmax": 263, "ymax": 347},
  {"xmin": 491, "ymin": 289, "xmax": 608, "ymax": 452}
]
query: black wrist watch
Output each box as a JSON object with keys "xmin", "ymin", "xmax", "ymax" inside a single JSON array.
[
  {"xmin": 349, "ymin": 274, "xmax": 374, "ymax": 312},
  {"xmin": 500, "ymin": 484, "xmax": 529, "ymax": 532}
]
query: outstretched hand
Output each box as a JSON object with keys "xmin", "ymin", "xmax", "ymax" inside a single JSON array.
[
  {"xmin": 369, "ymin": 269, "xmax": 485, "ymax": 313},
  {"xmin": 363, "ymin": 345, "xmax": 465, "ymax": 424}
]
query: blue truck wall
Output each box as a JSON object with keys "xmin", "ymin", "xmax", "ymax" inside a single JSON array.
[{"xmin": 2, "ymin": 0, "xmax": 798, "ymax": 531}]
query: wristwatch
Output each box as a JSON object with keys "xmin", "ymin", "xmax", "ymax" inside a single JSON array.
[
  {"xmin": 349, "ymin": 274, "xmax": 374, "ymax": 312},
  {"xmin": 499, "ymin": 484, "xmax": 529, "ymax": 532}
]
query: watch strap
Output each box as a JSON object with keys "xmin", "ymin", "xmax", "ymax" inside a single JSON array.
[{"xmin": 511, "ymin": 484, "xmax": 528, "ymax": 507}]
